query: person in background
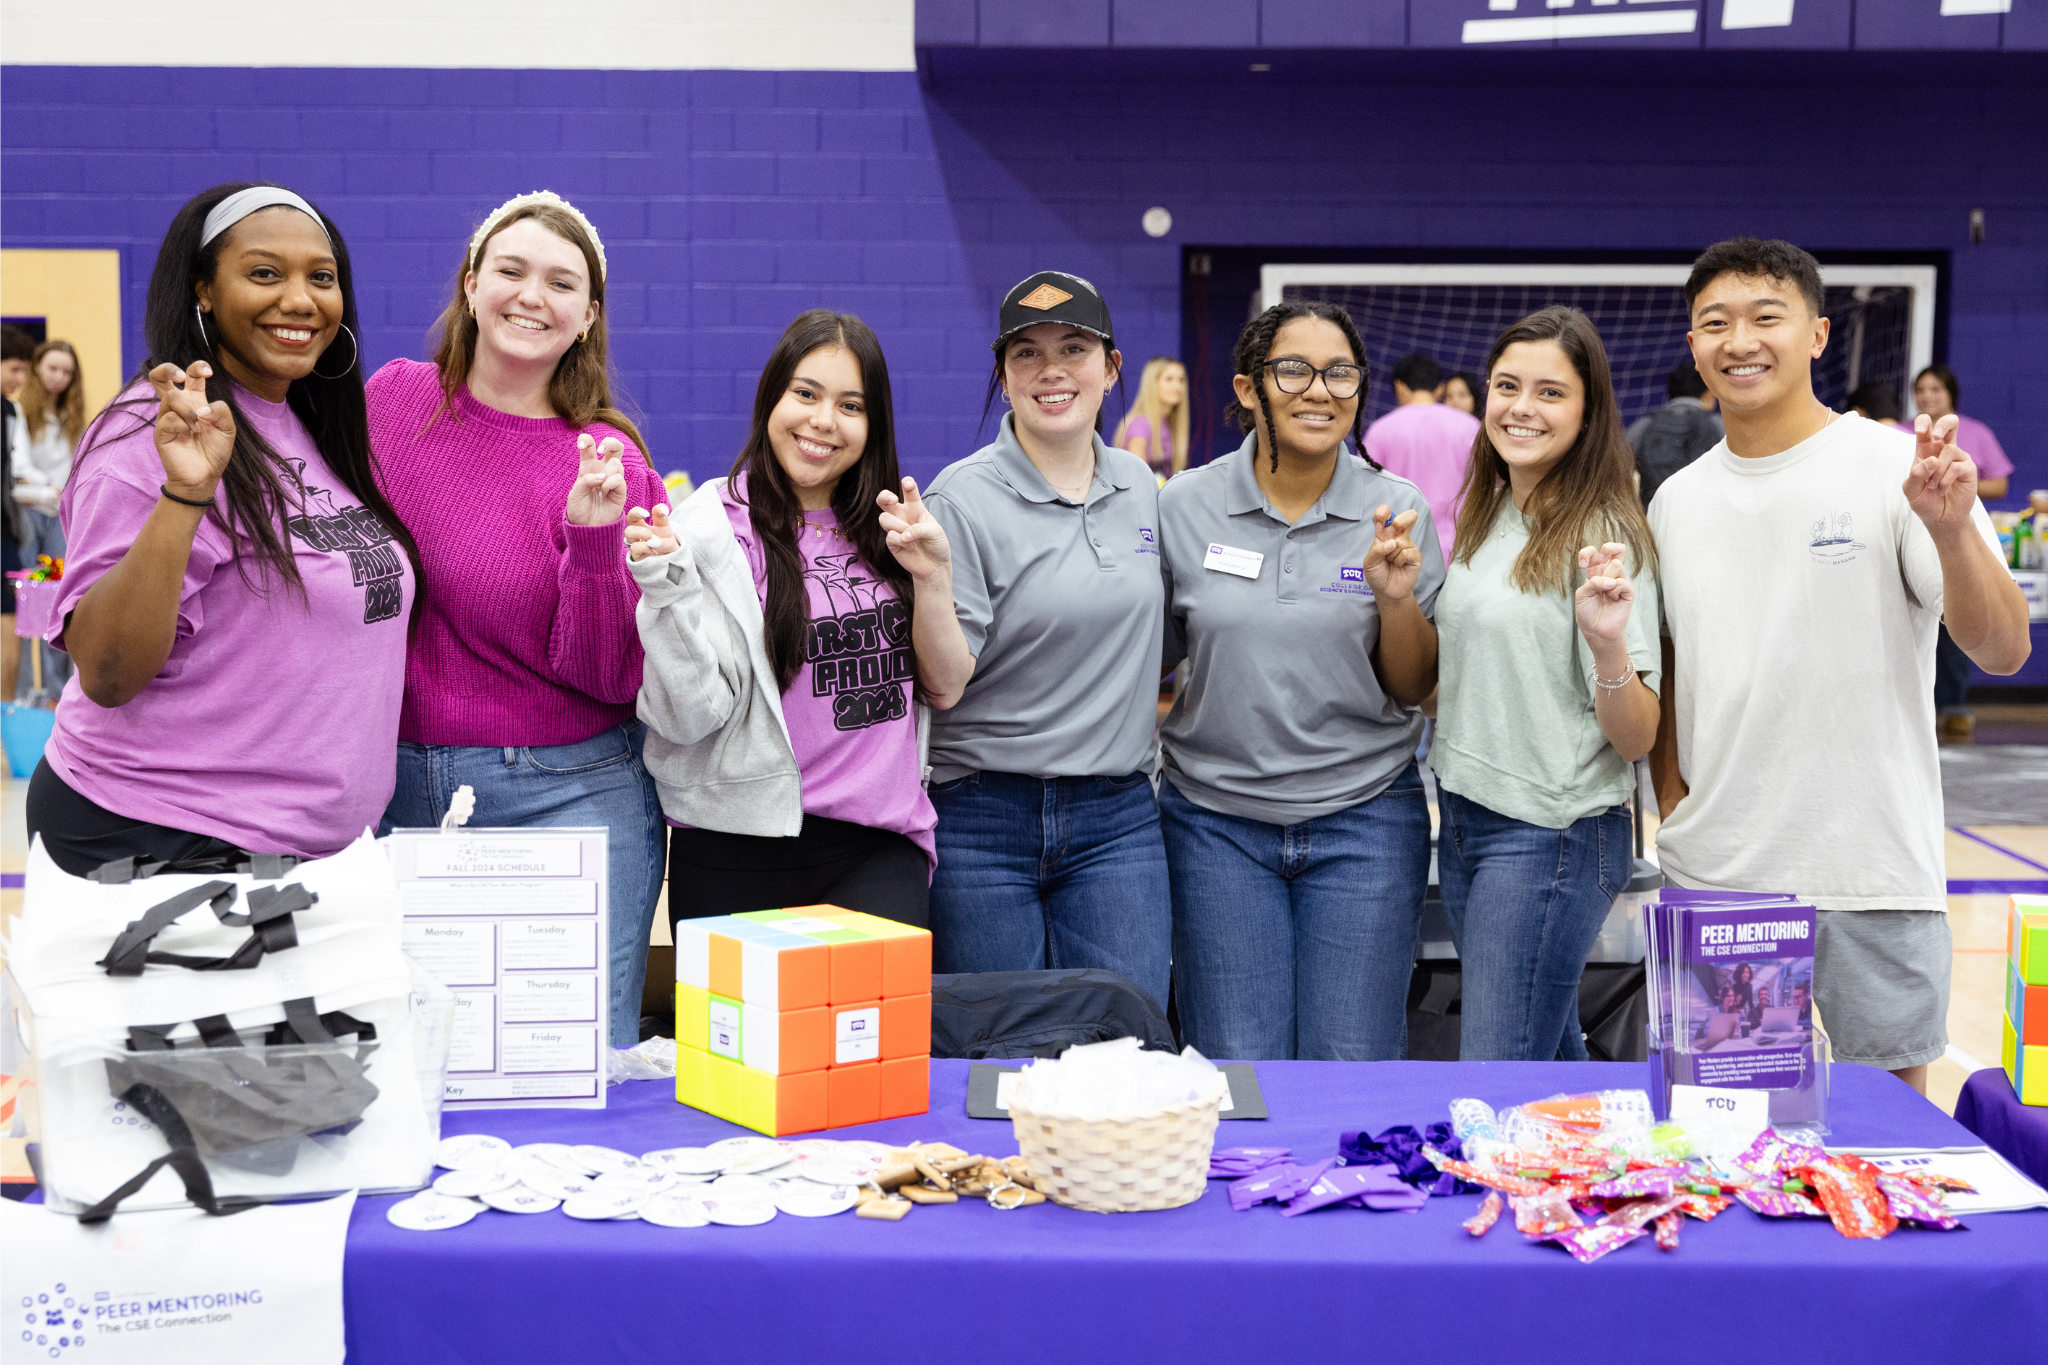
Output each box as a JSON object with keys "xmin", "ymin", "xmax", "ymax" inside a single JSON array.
[
  {"xmin": 1650, "ymin": 236, "xmax": 2028, "ymax": 1096},
  {"xmin": 921, "ymin": 273, "xmax": 1170, "ymax": 1009},
  {"xmin": 27, "ymin": 181, "xmax": 419, "ymax": 875},
  {"xmin": 1432, "ymin": 306, "xmax": 1660, "ymax": 1062},
  {"xmin": 1159, "ymin": 302, "xmax": 1441, "ymax": 1060},
  {"xmin": 1629, "ymin": 360, "xmax": 1722, "ymax": 509},
  {"xmin": 1363, "ymin": 352, "xmax": 1478, "ymax": 563},
  {"xmin": 630, "ymin": 309, "xmax": 970, "ymax": 932},
  {"xmin": 1845, "ymin": 382, "xmax": 1902, "ymax": 425},
  {"xmin": 0, "ymin": 324, "xmax": 32, "ymax": 704},
  {"xmin": 1114, "ymin": 355, "xmax": 1189, "ymax": 481},
  {"xmin": 13, "ymin": 341, "xmax": 85, "ymax": 699},
  {"xmin": 1443, "ymin": 371, "xmax": 1483, "ymax": 419},
  {"xmin": 370, "ymin": 191, "xmax": 665, "ymax": 1047},
  {"xmin": 1909, "ymin": 364, "xmax": 2016, "ymax": 744}
]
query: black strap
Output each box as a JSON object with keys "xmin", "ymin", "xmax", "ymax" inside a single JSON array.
[
  {"xmin": 89, "ymin": 850, "xmax": 301, "ymax": 884},
  {"xmin": 97, "ymin": 881, "xmax": 314, "ymax": 976},
  {"xmin": 98, "ymin": 882, "xmax": 238, "ymax": 975},
  {"xmin": 76, "ymin": 1082, "xmax": 258, "ymax": 1225},
  {"xmin": 128, "ymin": 997, "xmax": 376, "ymax": 1053}
]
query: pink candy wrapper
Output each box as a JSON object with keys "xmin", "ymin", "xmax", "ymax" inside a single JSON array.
[
  {"xmin": 1463, "ymin": 1190, "xmax": 1503, "ymax": 1237},
  {"xmin": 1876, "ymin": 1176, "xmax": 1963, "ymax": 1232},
  {"xmin": 1735, "ymin": 1187, "xmax": 1827, "ymax": 1219},
  {"xmin": 1539, "ymin": 1224, "xmax": 1644, "ymax": 1264}
]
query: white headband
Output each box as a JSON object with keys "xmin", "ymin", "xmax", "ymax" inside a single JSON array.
[
  {"xmin": 467, "ymin": 190, "xmax": 606, "ymax": 284},
  {"xmin": 201, "ymin": 187, "xmax": 330, "ymax": 249}
]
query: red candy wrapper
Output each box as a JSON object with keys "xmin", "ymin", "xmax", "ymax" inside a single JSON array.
[
  {"xmin": 1422, "ymin": 1146, "xmax": 1546, "ymax": 1197},
  {"xmin": 1589, "ymin": 1167, "xmax": 1685, "ymax": 1200},
  {"xmin": 1797, "ymin": 1155, "xmax": 1898, "ymax": 1240},
  {"xmin": 1653, "ymin": 1211, "xmax": 1681, "ymax": 1251},
  {"xmin": 1598, "ymin": 1194, "xmax": 1684, "ymax": 1232},
  {"xmin": 1511, "ymin": 1192, "xmax": 1582, "ymax": 1236},
  {"xmin": 1540, "ymin": 1224, "xmax": 1644, "ymax": 1264},
  {"xmin": 1675, "ymin": 1192, "xmax": 1732, "ymax": 1221},
  {"xmin": 1463, "ymin": 1190, "xmax": 1503, "ymax": 1237}
]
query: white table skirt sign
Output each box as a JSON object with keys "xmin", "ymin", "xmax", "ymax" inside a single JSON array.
[{"xmin": 0, "ymin": 1191, "xmax": 354, "ymax": 1365}]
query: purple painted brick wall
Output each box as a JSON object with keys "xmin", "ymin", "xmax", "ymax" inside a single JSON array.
[{"xmin": 1, "ymin": 61, "xmax": 2043, "ymax": 499}]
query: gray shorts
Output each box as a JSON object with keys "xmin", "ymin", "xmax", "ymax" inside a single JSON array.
[{"xmin": 1813, "ymin": 908, "xmax": 1951, "ymax": 1070}]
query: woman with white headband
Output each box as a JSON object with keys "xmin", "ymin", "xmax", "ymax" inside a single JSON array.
[
  {"xmin": 369, "ymin": 191, "xmax": 666, "ymax": 1047},
  {"xmin": 26, "ymin": 181, "xmax": 421, "ymax": 875}
]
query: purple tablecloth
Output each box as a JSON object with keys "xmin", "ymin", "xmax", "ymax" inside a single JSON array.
[
  {"xmin": 1955, "ymin": 1066, "xmax": 2048, "ymax": 1188},
  {"xmin": 345, "ymin": 1061, "xmax": 2048, "ymax": 1365}
]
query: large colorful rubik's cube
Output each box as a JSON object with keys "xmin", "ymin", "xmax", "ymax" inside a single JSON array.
[
  {"xmin": 674, "ymin": 906, "xmax": 931, "ymax": 1135},
  {"xmin": 2006, "ymin": 897, "xmax": 2048, "ymax": 1106}
]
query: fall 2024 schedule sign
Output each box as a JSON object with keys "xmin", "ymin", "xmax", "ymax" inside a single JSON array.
[{"xmin": 386, "ymin": 828, "xmax": 610, "ymax": 1110}]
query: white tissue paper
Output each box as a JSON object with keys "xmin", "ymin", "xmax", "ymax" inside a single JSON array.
[{"xmin": 1009, "ymin": 1037, "xmax": 1228, "ymax": 1121}]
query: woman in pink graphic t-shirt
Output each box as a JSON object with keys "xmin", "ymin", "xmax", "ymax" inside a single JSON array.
[
  {"xmin": 28, "ymin": 181, "xmax": 418, "ymax": 877},
  {"xmin": 628, "ymin": 310, "xmax": 975, "ymax": 931}
]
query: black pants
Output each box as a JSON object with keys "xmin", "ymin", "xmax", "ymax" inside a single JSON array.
[
  {"xmin": 668, "ymin": 814, "xmax": 929, "ymax": 931},
  {"xmin": 26, "ymin": 757, "xmax": 240, "ymax": 877},
  {"xmin": 1934, "ymin": 623, "xmax": 1975, "ymax": 713}
]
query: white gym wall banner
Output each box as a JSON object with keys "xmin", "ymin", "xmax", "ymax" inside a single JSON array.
[{"xmin": 0, "ymin": 0, "xmax": 916, "ymax": 70}]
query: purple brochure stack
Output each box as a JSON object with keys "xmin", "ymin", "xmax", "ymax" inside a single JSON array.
[{"xmin": 1643, "ymin": 889, "xmax": 1830, "ymax": 1131}]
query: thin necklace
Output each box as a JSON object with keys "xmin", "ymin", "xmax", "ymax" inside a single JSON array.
[{"xmin": 799, "ymin": 514, "xmax": 847, "ymax": 541}]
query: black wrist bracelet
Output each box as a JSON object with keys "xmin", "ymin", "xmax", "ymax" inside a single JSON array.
[{"xmin": 160, "ymin": 484, "xmax": 213, "ymax": 509}]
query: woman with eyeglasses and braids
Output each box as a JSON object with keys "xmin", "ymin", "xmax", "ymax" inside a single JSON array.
[
  {"xmin": 1156, "ymin": 301, "xmax": 1442, "ymax": 1061},
  {"xmin": 27, "ymin": 182, "xmax": 420, "ymax": 876}
]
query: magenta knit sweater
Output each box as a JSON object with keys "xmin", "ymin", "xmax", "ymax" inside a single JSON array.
[{"xmin": 367, "ymin": 358, "xmax": 663, "ymax": 747}]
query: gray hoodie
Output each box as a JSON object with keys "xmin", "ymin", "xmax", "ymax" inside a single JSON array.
[{"xmin": 629, "ymin": 478, "xmax": 925, "ymax": 837}]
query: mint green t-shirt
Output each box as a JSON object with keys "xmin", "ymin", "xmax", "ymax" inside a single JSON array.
[{"xmin": 1429, "ymin": 503, "xmax": 1660, "ymax": 830}]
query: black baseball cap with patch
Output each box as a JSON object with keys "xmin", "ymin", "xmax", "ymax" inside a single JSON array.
[{"xmin": 995, "ymin": 270, "xmax": 1115, "ymax": 349}]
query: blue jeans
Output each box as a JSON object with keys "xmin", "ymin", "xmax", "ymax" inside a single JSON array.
[
  {"xmin": 380, "ymin": 721, "xmax": 666, "ymax": 1047},
  {"xmin": 1159, "ymin": 767, "xmax": 1429, "ymax": 1061},
  {"xmin": 1436, "ymin": 788, "xmax": 1632, "ymax": 1062},
  {"xmin": 928, "ymin": 770, "xmax": 1172, "ymax": 1011}
]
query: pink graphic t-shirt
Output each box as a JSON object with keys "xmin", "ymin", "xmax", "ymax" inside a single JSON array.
[
  {"xmin": 44, "ymin": 384, "xmax": 414, "ymax": 857},
  {"xmin": 665, "ymin": 476, "xmax": 935, "ymax": 868}
]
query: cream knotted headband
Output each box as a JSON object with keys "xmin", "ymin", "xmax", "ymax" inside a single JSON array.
[{"xmin": 466, "ymin": 190, "xmax": 607, "ymax": 283}]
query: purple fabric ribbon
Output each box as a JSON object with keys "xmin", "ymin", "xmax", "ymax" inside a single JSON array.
[{"xmin": 1338, "ymin": 1123, "xmax": 1478, "ymax": 1196}]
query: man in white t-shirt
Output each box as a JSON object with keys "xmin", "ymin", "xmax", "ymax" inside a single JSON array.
[{"xmin": 1647, "ymin": 236, "xmax": 2030, "ymax": 1095}]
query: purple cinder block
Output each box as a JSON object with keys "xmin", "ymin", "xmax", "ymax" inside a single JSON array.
[
  {"xmin": 1115, "ymin": 0, "xmax": 1255, "ymax": 48},
  {"xmin": 691, "ymin": 242, "xmax": 775, "ymax": 284},
  {"xmin": 387, "ymin": 109, "xmax": 478, "ymax": 153},
  {"xmin": 606, "ymin": 155, "xmax": 688, "ymax": 197},
  {"xmin": 561, "ymin": 109, "xmax": 648, "ymax": 154},
  {"xmin": 345, "ymin": 153, "xmax": 434, "ymax": 196},
  {"xmin": 428, "ymin": 69, "xmax": 518, "ymax": 109},
  {"xmin": 916, "ymin": 0, "xmax": 977, "ymax": 45},
  {"xmin": 297, "ymin": 109, "xmax": 389, "ymax": 153},
  {"xmin": 773, "ymin": 70, "xmax": 863, "ymax": 109},
  {"xmin": 861, "ymin": 156, "xmax": 943, "ymax": 199},
  {"xmin": 259, "ymin": 153, "xmax": 345, "ymax": 195},
  {"xmin": 776, "ymin": 241, "xmax": 863, "ymax": 286},
  {"xmin": 1856, "ymin": 5, "xmax": 2001, "ymax": 50},
  {"xmin": 733, "ymin": 109, "xmax": 819, "ymax": 155},
  {"xmin": 1261, "ymin": 0, "xmax": 1402, "ymax": 48},
  {"xmin": 689, "ymin": 70, "xmax": 784, "ymax": 110},
  {"xmin": 820, "ymin": 112, "xmax": 906, "ymax": 156},
  {"xmin": 979, "ymin": 0, "xmax": 1108, "ymax": 47},
  {"xmin": 690, "ymin": 155, "xmax": 777, "ymax": 197},
  {"xmin": 336, "ymin": 67, "xmax": 433, "ymax": 106}
]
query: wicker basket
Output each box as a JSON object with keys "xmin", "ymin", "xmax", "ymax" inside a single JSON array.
[{"xmin": 1009, "ymin": 1091, "xmax": 1223, "ymax": 1213}]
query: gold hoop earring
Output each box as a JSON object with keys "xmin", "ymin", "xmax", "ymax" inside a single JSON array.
[
  {"xmin": 468, "ymin": 302, "xmax": 477, "ymax": 319},
  {"xmin": 578, "ymin": 329, "xmax": 589, "ymax": 344}
]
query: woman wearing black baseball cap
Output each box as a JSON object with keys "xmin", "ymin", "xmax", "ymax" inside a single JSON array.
[{"xmin": 916, "ymin": 272, "xmax": 1171, "ymax": 1010}]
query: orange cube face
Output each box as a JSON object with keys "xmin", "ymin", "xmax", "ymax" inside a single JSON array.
[
  {"xmin": 709, "ymin": 933, "xmax": 743, "ymax": 1001},
  {"xmin": 828, "ymin": 937, "xmax": 883, "ymax": 1004},
  {"xmin": 880, "ymin": 994, "xmax": 931, "ymax": 1061},
  {"xmin": 878, "ymin": 1056, "xmax": 928, "ymax": 1120},
  {"xmin": 880, "ymin": 933, "xmax": 933, "ymax": 999},
  {"xmin": 780, "ymin": 1006, "xmax": 833, "ymax": 1074},
  {"xmin": 826, "ymin": 1061, "xmax": 880, "ymax": 1128}
]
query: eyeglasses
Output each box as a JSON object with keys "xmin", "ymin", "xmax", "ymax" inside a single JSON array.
[{"xmin": 1264, "ymin": 359, "xmax": 1364, "ymax": 400}]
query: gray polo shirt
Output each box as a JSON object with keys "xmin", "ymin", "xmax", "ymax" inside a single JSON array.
[
  {"xmin": 1158, "ymin": 435, "xmax": 1444, "ymax": 826},
  {"xmin": 922, "ymin": 414, "xmax": 1165, "ymax": 784}
]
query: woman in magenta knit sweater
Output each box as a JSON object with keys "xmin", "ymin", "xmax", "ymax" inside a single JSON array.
[{"xmin": 369, "ymin": 192, "xmax": 665, "ymax": 1048}]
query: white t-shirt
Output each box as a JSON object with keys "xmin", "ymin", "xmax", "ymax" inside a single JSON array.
[{"xmin": 1649, "ymin": 412, "xmax": 1999, "ymax": 912}]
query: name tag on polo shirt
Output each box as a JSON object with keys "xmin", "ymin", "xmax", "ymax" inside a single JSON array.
[{"xmin": 1203, "ymin": 543, "xmax": 1264, "ymax": 579}]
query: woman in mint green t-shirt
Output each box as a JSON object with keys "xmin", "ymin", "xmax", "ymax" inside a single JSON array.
[{"xmin": 1431, "ymin": 306, "xmax": 1661, "ymax": 1061}]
